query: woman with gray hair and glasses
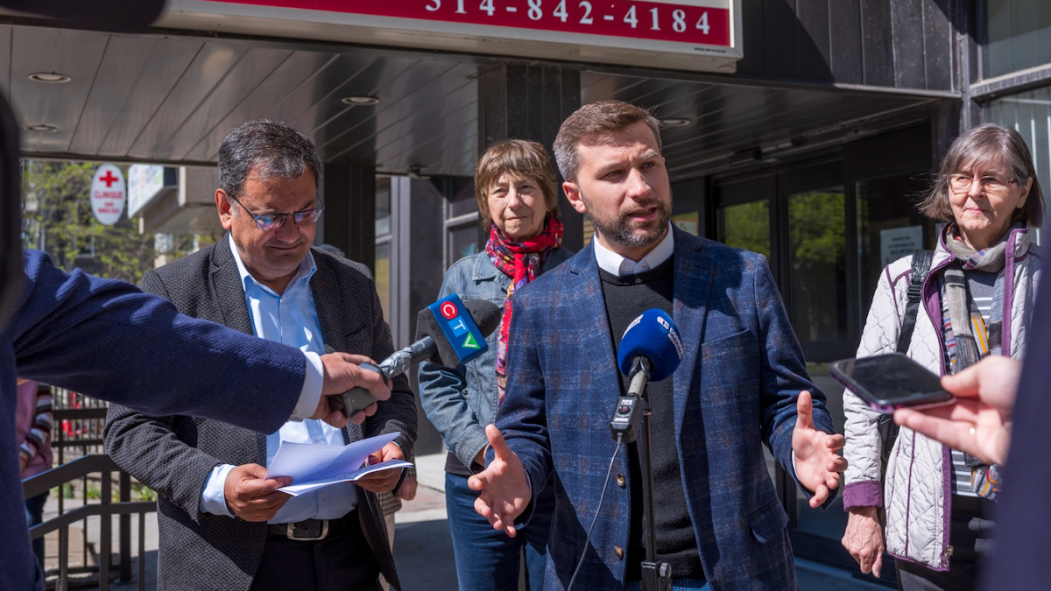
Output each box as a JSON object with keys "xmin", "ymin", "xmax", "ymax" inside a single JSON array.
[{"xmin": 841, "ymin": 123, "xmax": 1044, "ymax": 590}]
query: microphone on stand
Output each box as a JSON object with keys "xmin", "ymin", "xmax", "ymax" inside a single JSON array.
[
  {"xmin": 331, "ymin": 294, "xmax": 501, "ymax": 418},
  {"xmin": 609, "ymin": 309, "xmax": 683, "ymax": 442},
  {"xmin": 608, "ymin": 308, "xmax": 683, "ymax": 591}
]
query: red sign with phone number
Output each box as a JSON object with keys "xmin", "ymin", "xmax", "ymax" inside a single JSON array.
[{"xmin": 205, "ymin": 0, "xmax": 731, "ymax": 48}]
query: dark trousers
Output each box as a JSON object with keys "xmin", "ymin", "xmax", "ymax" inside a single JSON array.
[
  {"xmin": 895, "ymin": 495, "xmax": 995, "ymax": 591},
  {"xmin": 249, "ymin": 513, "xmax": 382, "ymax": 591},
  {"xmin": 25, "ymin": 491, "xmax": 49, "ymax": 571}
]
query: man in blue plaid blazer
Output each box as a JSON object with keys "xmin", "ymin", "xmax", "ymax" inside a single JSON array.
[{"xmin": 470, "ymin": 101, "xmax": 847, "ymax": 591}]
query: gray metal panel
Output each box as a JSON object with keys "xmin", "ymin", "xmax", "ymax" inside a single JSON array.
[
  {"xmin": 12, "ymin": 27, "xmax": 109, "ymax": 153},
  {"xmin": 95, "ymin": 36, "xmax": 203, "ymax": 157},
  {"xmin": 0, "ymin": 26, "xmax": 12, "ymax": 98},
  {"xmin": 181, "ymin": 49, "xmax": 342, "ymax": 162},
  {"xmin": 582, "ymin": 71, "xmax": 931, "ymax": 182},
  {"xmin": 68, "ymin": 35, "xmax": 159, "ymax": 156},
  {"xmin": 165, "ymin": 46, "xmax": 294, "ymax": 161},
  {"xmin": 922, "ymin": 0, "xmax": 954, "ymax": 92},
  {"xmin": 126, "ymin": 41, "xmax": 248, "ymax": 160},
  {"xmin": 891, "ymin": 0, "xmax": 927, "ymax": 90},
  {"xmin": 323, "ymin": 62, "xmax": 477, "ymax": 166}
]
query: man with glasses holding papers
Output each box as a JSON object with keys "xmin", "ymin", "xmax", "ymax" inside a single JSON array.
[{"xmin": 104, "ymin": 120, "xmax": 416, "ymax": 591}]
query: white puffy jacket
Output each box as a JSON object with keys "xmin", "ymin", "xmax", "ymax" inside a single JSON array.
[{"xmin": 842, "ymin": 225, "xmax": 1042, "ymax": 571}]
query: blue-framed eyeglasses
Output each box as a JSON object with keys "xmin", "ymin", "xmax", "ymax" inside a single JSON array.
[{"xmin": 228, "ymin": 195, "xmax": 324, "ymax": 231}]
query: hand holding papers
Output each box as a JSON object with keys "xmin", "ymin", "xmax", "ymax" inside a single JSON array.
[{"xmin": 265, "ymin": 432, "xmax": 412, "ymax": 496}]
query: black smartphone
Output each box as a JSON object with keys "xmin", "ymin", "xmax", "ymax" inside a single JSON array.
[{"xmin": 829, "ymin": 353, "xmax": 954, "ymax": 414}]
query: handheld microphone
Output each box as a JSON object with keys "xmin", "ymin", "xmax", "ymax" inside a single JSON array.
[
  {"xmin": 609, "ymin": 309, "xmax": 683, "ymax": 442},
  {"xmin": 332, "ymin": 295, "xmax": 501, "ymax": 418}
]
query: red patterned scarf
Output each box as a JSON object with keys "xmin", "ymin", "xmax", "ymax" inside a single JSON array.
[{"xmin": 486, "ymin": 215, "xmax": 563, "ymax": 404}]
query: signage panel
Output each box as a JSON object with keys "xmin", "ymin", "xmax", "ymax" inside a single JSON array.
[
  {"xmin": 165, "ymin": 0, "xmax": 743, "ymax": 72},
  {"xmin": 128, "ymin": 164, "xmax": 167, "ymax": 217},
  {"xmin": 90, "ymin": 164, "xmax": 126, "ymax": 226}
]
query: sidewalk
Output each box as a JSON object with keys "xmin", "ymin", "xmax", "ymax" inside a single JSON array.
[{"xmin": 61, "ymin": 452, "xmax": 888, "ymax": 590}]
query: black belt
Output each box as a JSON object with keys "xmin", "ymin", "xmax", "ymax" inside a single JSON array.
[{"xmin": 267, "ymin": 510, "xmax": 356, "ymax": 541}]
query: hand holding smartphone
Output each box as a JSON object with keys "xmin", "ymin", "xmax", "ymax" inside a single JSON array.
[{"xmin": 830, "ymin": 353, "xmax": 954, "ymax": 414}]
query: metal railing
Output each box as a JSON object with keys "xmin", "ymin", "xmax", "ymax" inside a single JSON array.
[{"xmin": 23, "ymin": 454, "xmax": 155, "ymax": 591}]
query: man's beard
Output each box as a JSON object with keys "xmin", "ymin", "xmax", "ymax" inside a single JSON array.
[{"xmin": 583, "ymin": 195, "xmax": 671, "ymax": 249}]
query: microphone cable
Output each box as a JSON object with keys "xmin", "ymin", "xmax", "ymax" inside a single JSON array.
[{"xmin": 566, "ymin": 434, "xmax": 623, "ymax": 591}]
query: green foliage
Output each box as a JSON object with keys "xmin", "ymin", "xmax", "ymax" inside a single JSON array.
[
  {"xmin": 130, "ymin": 482, "xmax": 157, "ymax": 502},
  {"xmin": 788, "ymin": 192, "xmax": 846, "ymax": 265},
  {"xmin": 721, "ymin": 201, "xmax": 771, "ymax": 258},
  {"xmin": 22, "ymin": 160, "xmax": 157, "ymax": 284}
]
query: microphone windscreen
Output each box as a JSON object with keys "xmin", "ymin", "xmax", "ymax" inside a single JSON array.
[
  {"xmin": 463, "ymin": 299, "xmax": 501, "ymax": 339},
  {"xmin": 616, "ymin": 309, "xmax": 683, "ymax": 382},
  {"xmin": 415, "ymin": 309, "xmax": 454, "ymax": 366},
  {"xmin": 415, "ymin": 297, "xmax": 501, "ymax": 368}
]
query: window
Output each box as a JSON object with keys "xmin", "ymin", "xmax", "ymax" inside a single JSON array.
[
  {"xmin": 984, "ymin": 86, "xmax": 1050, "ymax": 244},
  {"xmin": 983, "ymin": 0, "xmax": 1051, "ymax": 79},
  {"xmin": 375, "ymin": 177, "xmax": 392, "ymax": 322}
]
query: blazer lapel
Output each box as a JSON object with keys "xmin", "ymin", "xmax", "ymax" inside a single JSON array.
[
  {"xmin": 211, "ymin": 235, "xmax": 269, "ymax": 460},
  {"xmin": 566, "ymin": 243, "xmax": 621, "ymax": 404},
  {"xmin": 671, "ymin": 229, "xmax": 714, "ymax": 438},
  {"xmin": 311, "ymin": 254, "xmax": 364, "ymax": 443}
]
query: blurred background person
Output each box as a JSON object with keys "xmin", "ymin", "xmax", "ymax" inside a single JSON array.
[
  {"xmin": 842, "ymin": 123, "xmax": 1044, "ymax": 590},
  {"xmin": 418, "ymin": 139, "xmax": 572, "ymax": 591},
  {"xmin": 17, "ymin": 378, "xmax": 53, "ymax": 572}
]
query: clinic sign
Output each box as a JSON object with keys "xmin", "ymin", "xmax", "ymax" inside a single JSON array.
[
  {"xmin": 165, "ymin": 0, "xmax": 743, "ymax": 72},
  {"xmin": 90, "ymin": 164, "xmax": 126, "ymax": 226}
]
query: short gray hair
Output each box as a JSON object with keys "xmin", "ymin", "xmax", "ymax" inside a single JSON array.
[
  {"xmin": 919, "ymin": 123, "xmax": 1044, "ymax": 227},
  {"xmin": 217, "ymin": 119, "xmax": 322, "ymax": 200}
]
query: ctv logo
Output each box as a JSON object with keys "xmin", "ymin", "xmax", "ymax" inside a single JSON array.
[
  {"xmin": 429, "ymin": 294, "xmax": 486, "ymax": 359},
  {"xmin": 440, "ymin": 302, "xmax": 458, "ymax": 319}
]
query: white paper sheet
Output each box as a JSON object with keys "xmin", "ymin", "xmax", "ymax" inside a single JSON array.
[{"xmin": 265, "ymin": 432, "xmax": 412, "ymax": 497}]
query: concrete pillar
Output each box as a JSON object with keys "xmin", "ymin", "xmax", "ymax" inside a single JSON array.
[
  {"xmin": 322, "ymin": 164, "xmax": 376, "ymax": 273},
  {"xmin": 478, "ymin": 64, "xmax": 584, "ymax": 251}
]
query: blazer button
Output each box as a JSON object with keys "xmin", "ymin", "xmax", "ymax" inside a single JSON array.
[
  {"xmin": 616, "ymin": 474, "xmax": 626, "ymax": 488},
  {"xmin": 615, "ymin": 546, "xmax": 624, "ymax": 560}
]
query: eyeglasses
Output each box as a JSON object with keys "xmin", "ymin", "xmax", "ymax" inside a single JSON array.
[
  {"xmin": 228, "ymin": 195, "xmax": 324, "ymax": 231},
  {"xmin": 947, "ymin": 173, "xmax": 1018, "ymax": 193}
]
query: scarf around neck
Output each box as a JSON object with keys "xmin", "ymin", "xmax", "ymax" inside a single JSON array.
[
  {"xmin": 486, "ymin": 215, "xmax": 563, "ymax": 404},
  {"xmin": 940, "ymin": 223, "xmax": 1028, "ymax": 373}
]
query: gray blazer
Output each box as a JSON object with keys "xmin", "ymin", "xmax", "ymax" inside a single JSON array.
[{"xmin": 104, "ymin": 236, "xmax": 417, "ymax": 591}]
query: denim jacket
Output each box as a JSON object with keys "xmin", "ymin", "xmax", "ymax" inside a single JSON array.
[{"xmin": 418, "ymin": 247, "xmax": 573, "ymax": 469}]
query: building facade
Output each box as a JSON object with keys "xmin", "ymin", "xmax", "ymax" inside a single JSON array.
[{"xmin": 6, "ymin": 0, "xmax": 1047, "ymax": 582}]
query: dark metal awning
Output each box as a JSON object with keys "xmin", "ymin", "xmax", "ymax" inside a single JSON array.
[{"xmin": 2, "ymin": 21, "xmax": 943, "ymax": 181}]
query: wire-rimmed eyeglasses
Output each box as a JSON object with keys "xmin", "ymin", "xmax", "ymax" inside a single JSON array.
[
  {"xmin": 947, "ymin": 174, "xmax": 1018, "ymax": 194},
  {"xmin": 228, "ymin": 194, "xmax": 324, "ymax": 231}
]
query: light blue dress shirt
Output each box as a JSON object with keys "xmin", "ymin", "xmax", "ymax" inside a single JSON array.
[{"xmin": 199, "ymin": 235, "xmax": 357, "ymax": 522}]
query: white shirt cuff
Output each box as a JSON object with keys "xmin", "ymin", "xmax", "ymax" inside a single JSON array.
[
  {"xmin": 200, "ymin": 464, "xmax": 237, "ymax": 517},
  {"xmin": 290, "ymin": 351, "xmax": 324, "ymax": 422}
]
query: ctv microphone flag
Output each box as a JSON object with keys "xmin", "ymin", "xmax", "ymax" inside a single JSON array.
[{"xmin": 426, "ymin": 294, "xmax": 489, "ymax": 365}]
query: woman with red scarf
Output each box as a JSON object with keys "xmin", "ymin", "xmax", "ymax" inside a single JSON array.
[{"xmin": 419, "ymin": 140, "xmax": 572, "ymax": 591}]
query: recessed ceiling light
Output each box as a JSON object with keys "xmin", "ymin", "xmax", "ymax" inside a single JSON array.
[
  {"xmin": 341, "ymin": 95, "xmax": 380, "ymax": 106},
  {"xmin": 25, "ymin": 124, "xmax": 58, "ymax": 133},
  {"xmin": 28, "ymin": 72, "xmax": 71, "ymax": 84},
  {"xmin": 659, "ymin": 118, "xmax": 691, "ymax": 128}
]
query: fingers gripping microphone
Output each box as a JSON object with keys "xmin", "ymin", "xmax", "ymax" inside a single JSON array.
[
  {"xmin": 609, "ymin": 309, "xmax": 683, "ymax": 443},
  {"xmin": 335, "ymin": 295, "xmax": 501, "ymax": 417}
]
